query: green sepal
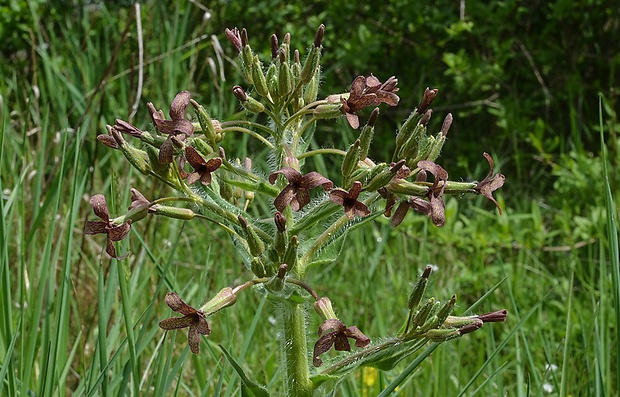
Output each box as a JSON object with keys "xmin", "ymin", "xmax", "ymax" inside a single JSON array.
[{"xmin": 191, "ymin": 100, "xmax": 218, "ymax": 149}]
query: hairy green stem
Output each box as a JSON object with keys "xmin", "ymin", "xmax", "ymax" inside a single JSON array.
[{"xmin": 282, "ymin": 301, "xmax": 313, "ymax": 397}]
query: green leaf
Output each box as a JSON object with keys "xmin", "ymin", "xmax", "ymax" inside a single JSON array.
[{"xmin": 220, "ymin": 345, "xmax": 270, "ymax": 397}]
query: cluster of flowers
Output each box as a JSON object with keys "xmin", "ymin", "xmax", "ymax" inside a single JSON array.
[{"xmin": 86, "ymin": 24, "xmax": 506, "ymax": 371}]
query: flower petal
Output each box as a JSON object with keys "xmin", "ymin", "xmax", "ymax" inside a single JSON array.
[
  {"xmin": 170, "ymin": 91, "xmax": 191, "ymax": 120},
  {"xmin": 269, "ymin": 167, "xmax": 302, "ymax": 185},
  {"xmin": 274, "ymin": 185, "xmax": 295, "ymax": 212},
  {"xmin": 164, "ymin": 292, "xmax": 195, "ymax": 315},
  {"xmin": 185, "ymin": 146, "xmax": 207, "ymax": 168},
  {"xmin": 187, "ymin": 323, "xmax": 201, "ymax": 354},
  {"xmin": 333, "ymin": 334, "xmax": 351, "ymax": 352},
  {"xmin": 345, "ymin": 326, "xmax": 371, "ymax": 348},
  {"xmin": 108, "ymin": 222, "xmax": 131, "ymax": 242},
  {"xmin": 158, "ymin": 139, "xmax": 174, "ymax": 164},
  {"xmin": 329, "ymin": 189, "xmax": 348, "ymax": 205},
  {"xmin": 90, "ymin": 195, "xmax": 109, "ymax": 222},
  {"xmin": 390, "ymin": 201, "xmax": 410, "ymax": 227},
  {"xmin": 84, "ymin": 220, "xmax": 107, "ymax": 235},
  {"xmin": 159, "ymin": 316, "xmax": 193, "ymax": 330},
  {"xmin": 302, "ymin": 172, "xmax": 333, "ymax": 190},
  {"xmin": 353, "ymin": 201, "xmax": 370, "ymax": 218}
]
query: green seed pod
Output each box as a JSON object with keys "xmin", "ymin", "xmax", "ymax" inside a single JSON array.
[
  {"xmin": 385, "ymin": 179, "xmax": 428, "ymax": 196},
  {"xmin": 154, "ymin": 205, "xmax": 195, "ymax": 220},
  {"xmin": 219, "ymin": 178, "xmax": 233, "ymax": 202}
]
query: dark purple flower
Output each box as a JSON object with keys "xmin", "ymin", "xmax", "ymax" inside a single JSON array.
[
  {"xmin": 181, "ymin": 146, "xmax": 222, "ymax": 186},
  {"xmin": 341, "ymin": 75, "xmax": 400, "ymax": 129},
  {"xmin": 159, "ymin": 292, "xmax": 210, "ymax": 354},
  {"xmin": 475, "ymin": 153, "xmax": 505, "ymax": 213},
  {"xmin": 313, "ymin": 319, "xmax": 370, "ymax": 367},
  {"xmin": 84, "ymin": 195, "xmax": 131, "ymax": 259},
  {"xmin": 269, "ymin": 168, "xmax": 333, "ymax": 211},
  {"xmin": 329, "ymin": 181, "xmax": 370, "ymax": 219},
  {"xmin": 148, "ymin": 91, "xmax": 195, "ymax": 163},
  {"xmin": 391, "ymin": 161, "xmax": 448, "ymax": 227}
]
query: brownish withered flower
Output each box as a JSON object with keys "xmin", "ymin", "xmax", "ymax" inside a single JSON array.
[
  {"xmin": 340, "ymin": 75, "xmax": 400, "ymax": 129},
  {"xmin": 181, "ymin": 146, "xmax": 222, "ymax": 186},
  {"xmin": 329, "ymin": 181, "xmax": 370, "ymax": 219},
  {"xmin": 159, "ymin": 292, "xmax": 211, "ymax": 354},
  {"xmin": 84, "ymin": 194, "xmax": 131, "ymax": 259},
  {"xmin": 269, "ymin": 168, "xmax": 333, "ymax": 211},
  {"xmin": 391, "ymin": 161, "xmax": 448, "ymax": 227},
  {"xmin": 475, "ymin": 153, "xmax": 505, "ymax": 213},
  {"xmin": 148, "ymin": 91, "xmax": 195, "ymax": 163},
  {"xmin": 313, "ymin": 319, "xmax": 371, "ymax": 367}
]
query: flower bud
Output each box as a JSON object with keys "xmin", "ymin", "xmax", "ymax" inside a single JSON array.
[
  {"xmin": 411, "ymin": 298, "xmax": 436, "ymax": 330},
  {"xmin": 282, "ymin": 235, "xmax": 299, "ymax": 272},
  {"xmin": 241, "ymin": 44, "xmax": 254, "ymax": 84},
  {"xmin": 200, "ymin": 287, "xmax": 237, "ymax": 315},
  {"xmin": 408, "ymin": 265, "xmax": 432, "ymax": 312},
  {"xmin": 300, "ymin": 24, "xmax": 324, "ymax": 84}
]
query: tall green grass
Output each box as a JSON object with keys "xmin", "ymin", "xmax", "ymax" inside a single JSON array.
[{"xmin": 1, "ymin": 2, "xmax": 617, "ymax": 396}]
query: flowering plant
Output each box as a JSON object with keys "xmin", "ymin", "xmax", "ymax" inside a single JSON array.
[{"xmin": 87, "ymin": 24, "xmax": 506, "ymax": 395}]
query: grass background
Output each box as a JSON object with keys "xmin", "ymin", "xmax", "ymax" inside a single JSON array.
[{"xmin": 1, "ymin": 1, "xmax": 618, "ymax": 396}]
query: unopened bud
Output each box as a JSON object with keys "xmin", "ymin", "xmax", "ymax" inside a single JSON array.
[
  {"xmin": 282, "ymin": 235, "xmax": 299, "ymax": 272},
  {"xmin": 408, "ymin": 265, "xmax": 432, "ymax": 311},
  {"xmin": 365, "ymin": 160, "xmax": 406, "ymax": 192},
  {"xmin": 270, "ymin": 34, "xmax": 279, "ymax": 59},
  {"xmin": 251, "ymin": 257, "xmax": 268, "ymax": 278},
  {"xmin": 191, "ymin": 99, "xmax": 218, "ymax": 148},
  {"xmin": 358, "ymin": 108, "xmax": 378, "ymax": 159},
  {"xmin": 251, "ymin": 56, "xmax": 271, "ymax": 100},
  {"xmin": 417, "ymin": 87, "xmax": 438, "ymax": 115},
  {"xmin": 200, "ymin": 287, "xmax": 237, "ymax": 315},
  {"xmin": 110, "ymin": 126, "xmax": 152, "ymax": 175}
]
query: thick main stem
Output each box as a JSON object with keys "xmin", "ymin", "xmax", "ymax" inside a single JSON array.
[{"xmin": 282, "ymin": 301, "xmax": 313, "ymax": 397}]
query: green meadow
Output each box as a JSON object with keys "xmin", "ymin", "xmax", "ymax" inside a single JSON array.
[{"xmin": 1, "ymin": 1, "xmax": 618, "ymax": 395}]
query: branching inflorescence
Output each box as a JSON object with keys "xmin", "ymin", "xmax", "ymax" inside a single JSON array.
[{"xmin": 87, "ymin": 24, "xmax": 507, "ymax": 395}]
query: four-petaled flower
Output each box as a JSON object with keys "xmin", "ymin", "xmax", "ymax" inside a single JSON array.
[
  {"xmin": 329, "ymin": 181, "xmax": 370, "ymax": 219},
  {"xmin": 341, "ymin": 75, "xmax": 400, "ymax": 129},
  {"xmin": 313, "ymin": 319, "xmax": 371, "ymax": 367},
  {"xmin": 475, "ymin": 153, "xmax": 505, "ymax": 213},
  {"xmin": 269, "ymin": 168, "xmax": 333, "ymax": 211},
  {"xmin": 181, "ymin": 146, "xmax": 223, "ymax": 186},
  {"xmin": 391, "ymin": 161, "xmax": 448, "ymax": 227},
  {"xmin": 148, "ymin": 91, "xmax": 195, "ymax": 163},
  {"xmin": 159, "ymin": 291, "xmax": 211, "ymax": 354},
  {"xmin": 84, "ymin": 194, "xmax": 131, "ymax": 259}
]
